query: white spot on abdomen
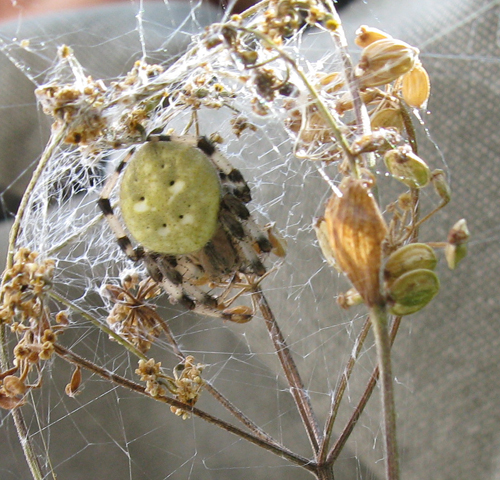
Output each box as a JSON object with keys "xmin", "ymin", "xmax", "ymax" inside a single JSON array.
[{"xmin": 133, "ymin": 200, "xmax": 150, "ymax": 213}]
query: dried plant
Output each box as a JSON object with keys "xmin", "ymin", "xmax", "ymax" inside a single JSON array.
[{"xmin": 0, "ymin": 2, "xmax": 469, "ymax": 480}]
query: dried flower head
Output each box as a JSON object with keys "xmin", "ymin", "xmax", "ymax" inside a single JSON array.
[
  {"xmin": 169, "ymin": 356, "xmax": 205, "ymax": 420},
  {"xmin": 0, "ymin": 248, "xmax": 55, "ymax": 325},
  {"xmin": 324, "ymin": 178, "xmax": 388, "ymax": 306},
  {"xmin": 103, "ymin": 273, "xmax": 162, "ymax": 353}
]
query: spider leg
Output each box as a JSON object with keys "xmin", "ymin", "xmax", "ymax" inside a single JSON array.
[
  {"xmin": 98, "ymin": 148, "xmax": 145, "ymax": 261},
  {"xmin": 146, "ymin": 253, "xmax": 251, "ymax": 322},
  {"xmin": 218, "ymin": 192, "xmax": 274, "ymax": 277}
]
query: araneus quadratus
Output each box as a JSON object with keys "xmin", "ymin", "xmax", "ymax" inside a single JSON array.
[{"xmin": 98, "ymin": 134, "xmax": 283, "ymax": 323}]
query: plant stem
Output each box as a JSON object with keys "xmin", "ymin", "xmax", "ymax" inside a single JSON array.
[
  {"xmin": 319, "ymin": 316, "xmax": 371, "ymax": 462},
  {"xmin": 4, "ymin": 127, "xmax": 66, "ymax": 271},
  {"xmin": 0, "ymin": 127, "xmax": 67, "ymax": 480},
  {"xmin": 254, "ymin": 288, "xmax": 322, "ymax": 453},
  {"xmin": 327, "ymin": 317, "xmax": 402, "ymax": 467},
  {"xmin": 53, "ymin": 343, "xmax": 315, "ymax": 471},
  {"xmin": 369, "ymin": 303, "xmax": 399, "ymax": 480},
  {"xmin": 157, "ymin": 315, "xmax": 279, "ymax": 444}
]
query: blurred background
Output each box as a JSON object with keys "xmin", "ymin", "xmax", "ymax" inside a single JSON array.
[{"xmin": 0, "ymin": 1, "xmax": 498, "ymax": 480}]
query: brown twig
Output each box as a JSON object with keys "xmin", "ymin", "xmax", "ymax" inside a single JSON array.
[
  {"xmin": 319, "ymin": 316, "xmax": 371, "ymax": 462},
  {"xmin": 53, "ymin": 343, "xmax": 315, "ymax": 470},
  {"xmin": 156, "ymin": 314, "xmax": 279, "ymax": 444},
  {"xmin": 254, "ymin": 288, "xmax": 322, "ymax": 453}
]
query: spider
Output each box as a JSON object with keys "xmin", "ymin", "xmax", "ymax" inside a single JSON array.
[{"xmin": 98, "ymin": 134, "xmax": 281, "ymax": 323}]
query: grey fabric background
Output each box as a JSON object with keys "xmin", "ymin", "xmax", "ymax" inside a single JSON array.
[{"xmin": 0, "ymin": 1, "xmax": 498, "ymax": 479}]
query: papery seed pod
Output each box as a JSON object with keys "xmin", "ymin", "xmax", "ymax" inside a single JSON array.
[
  {"xmin": 431, "ymin": 169, "xmax": 451, "ymax": 204},
  {"xmin": 445, "ymin": 219, "xmax": 469, "ymax": 269},
  {"xmin": 357, "ymin": 38, "xmax": 419, "ymax": 88},
  {"xmin": 337, "ymin": 287, "xmax": 364, "ymax": 309},
  {"xmin": 370, "ymin": 107, "xmax": 405, "ymax": 132},
  {"xmin": 324, "ymin": 178, "xmax": 388, "ymax": 306},
  {"xmin": 314, "ymin": 217, "xmax": 340, "ymax": 271},
  {"xmin": 384, "ymin": 243, "xmax": 438, "ymax": 284},
  {"xmin": 387, "ymin": 268, "xmax": 440, "ymax": 316},
  {"xmin": 355, "ymin": 25, "xmax": 392, "ymax": 48},
  {"xmin": 402, "ymin": 63, "xmax": 430, "ymax": 108},
  {"xmin": 384, "ymin": 146, "xmax": 431, "ymax": 188}
]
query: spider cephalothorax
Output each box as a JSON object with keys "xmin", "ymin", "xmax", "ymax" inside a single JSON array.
[{"xmin": 98, "ymin": 134, "xmax": 281, "ymax": 322}]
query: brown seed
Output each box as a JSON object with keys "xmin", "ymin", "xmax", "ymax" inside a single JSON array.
[
  {"xmin": 65, "ymin": 366, "xmax": 82, "ymax": 397},
  {"xmin": 402, "ymin": 63, "xmax": 430, "ymax": 108},
  {"xmin": 324, "ymin": 178, "xmax": 388, "ymax": 306}
]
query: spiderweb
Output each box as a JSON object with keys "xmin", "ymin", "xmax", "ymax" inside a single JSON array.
[{"xmin": 0, "ymin": 1, "xmax": 498, "ymax": 480}]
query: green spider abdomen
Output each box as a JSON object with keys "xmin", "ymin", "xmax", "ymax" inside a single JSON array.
[{"xmin": 119, "ymin": 141, "xmax": 221, "ymax": 255}]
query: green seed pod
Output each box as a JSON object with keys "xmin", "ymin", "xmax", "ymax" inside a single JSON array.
[
  {"xmin": 384, "ymin": 243, "xmax": 438, "ymax": 284},
  {"xmin": 370, "ymin": 107, "xmax": 404, "ymax": 132},
  {"xmin": 445, "ymin": 219, "xmax": 469, "ymax": 269},
  {"xmin": 387, "ymin": 269, "xmax": 440, "ymax": 316},
  {"xmin": 431, "ymin": 169, "xmax": 451, "ymax": 204},
  {"xmin": 445, "ymin": 243, "xmax": 467, "ymax": 270},
  {"xmin": 384, "ymin": 146, "xmax": 431, "ymax": 188}
]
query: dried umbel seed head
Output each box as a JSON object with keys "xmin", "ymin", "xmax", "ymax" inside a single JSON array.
[
  {"xmin": 357, "ymin": 38, "xmax": 419, "ymax": 88},
  {"xmin": 384, "ymin": 243, "xmax": 438, "ymax": 284},
  {"xmin": 324, "ymin": 177, "xmax": 388, "ymax": 306},
  {"xmin": 387, "ymin": 268, "xmax": 440, "ymax": 316},
  {"xmin": 445, "ymin": 219, "xmax": 469, "ymax": 269},
  {"xmin": 402, "ymin": 63, "xmax": 430, "ymax": 108},
  {"xmin": 355, "ymin": 25, "xmax": 392, "ymax": 48},
  {"xmin": 384, "ymin": 146, "xmax": 431, "ymax": 188}
]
